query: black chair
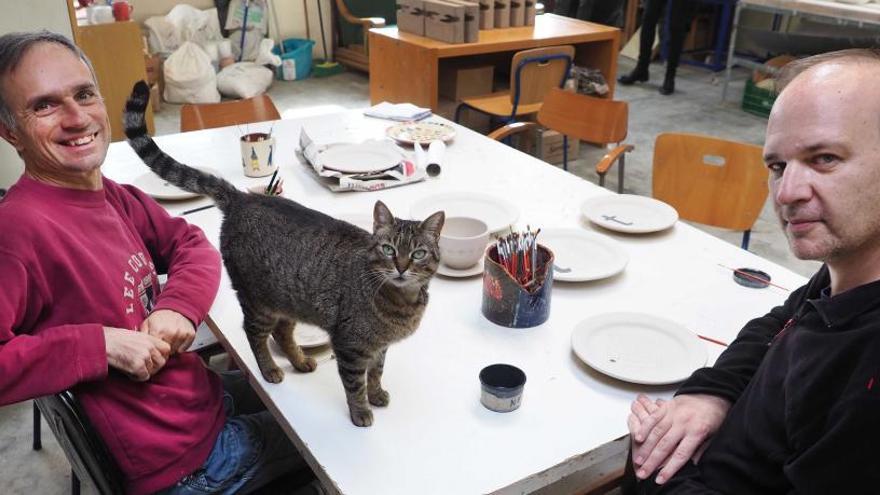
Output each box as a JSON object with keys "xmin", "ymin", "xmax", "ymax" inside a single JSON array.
[{"xmin": 33, "ymin": 391, "xmax": 125, "ymax": 495}]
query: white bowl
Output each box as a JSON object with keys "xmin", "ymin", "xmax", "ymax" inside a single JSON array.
[{"xmin": 439, "ymin": 217, "xmax": 489, "ymax": 270}]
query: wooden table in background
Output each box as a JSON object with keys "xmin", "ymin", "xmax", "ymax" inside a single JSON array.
[{"xmin": 368, "ymin": 14, "xmax": 620, "ymax": 111}]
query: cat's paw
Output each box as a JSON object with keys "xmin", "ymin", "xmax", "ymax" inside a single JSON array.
[
  {"xmin": 349, "ymin": 408, "xmax": 374, "ymax": 427},
  {"xmin": 292, "ymin": 356, "xmax": 317, "ymax": 373},
  {"xmin": 368, "ymin": 388, "xmax": 390, "ymax": 407},
  {"xmin": 261, "ymin": 366, "xmax": 285, "ymax": 383}
]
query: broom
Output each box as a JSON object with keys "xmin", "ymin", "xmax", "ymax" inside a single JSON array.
[{"xmin": 312, "ymin": 0, "xmax": 343, "ymax": 77}]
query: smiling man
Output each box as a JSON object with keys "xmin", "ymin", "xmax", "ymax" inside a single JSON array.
[
  {"xmin": 0, "ymin": 31, "xmax": 313, "ymax": 494},
  {"xmin": 623, "ymin": 48, "xmax": 880, "ymax": 494}
]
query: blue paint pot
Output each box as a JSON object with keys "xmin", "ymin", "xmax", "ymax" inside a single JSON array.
[{"xmin": 479, "ymin": 363, "xmax": 527, "ymax": 412}]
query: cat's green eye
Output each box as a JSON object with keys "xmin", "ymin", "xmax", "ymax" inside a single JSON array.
[
  {"xmin": 411, "ymin": 249, "xmax": 427, "ymax": 260},
  {"xmin": 381, "ymin": 244, "xmax": 395, "ymax": 256}
]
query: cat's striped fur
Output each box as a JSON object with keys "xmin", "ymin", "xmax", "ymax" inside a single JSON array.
[{"xmin": 124, "ymin": 81, "xmax": 444, "ymax": 426}]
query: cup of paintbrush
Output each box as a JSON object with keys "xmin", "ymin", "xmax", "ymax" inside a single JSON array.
[
  {"xmin": 481, "ymin": 243, "xmax": 554, "ymax": 328},
  {"xmin": 247, "ymin": 170, "xmax": 283, "ymax": 196}
]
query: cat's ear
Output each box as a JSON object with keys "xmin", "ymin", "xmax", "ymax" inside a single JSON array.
[
  {"xmin": 373, "ymin": 200, "xmax": 395, "ymax": 232},
  {"xmin": 419, "ymin": 211, "xmax": 445, "ymax": 239}
]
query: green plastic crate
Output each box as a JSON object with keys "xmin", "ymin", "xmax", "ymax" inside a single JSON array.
[{"xmin": 742, "ymin": 79, "xmax": 777, "ymax": 118}]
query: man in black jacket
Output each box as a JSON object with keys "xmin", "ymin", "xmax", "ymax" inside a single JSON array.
[{"xmin": 626, "ymin": 48, "xmax": 880, "ymax": 493}]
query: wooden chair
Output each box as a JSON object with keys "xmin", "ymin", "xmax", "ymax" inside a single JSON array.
[
  {"xmin": 455, "ymin": 45, "xmax": 575, "ymax": 125},
  {"xmin": 180, "ymin": 94, "xmax": 281, "ymax": 132},
  {"xmin": 488, "ymin": 88, "xmax": 633, "ymax": 192},
  {"xmin": 652, "ymin": 133, "xmax": 769, "ymax": 250}
]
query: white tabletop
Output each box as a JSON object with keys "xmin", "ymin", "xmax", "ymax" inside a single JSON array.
[{"xmin": 103, "ymin": 111, "xmax": 807, "ymax": 495}]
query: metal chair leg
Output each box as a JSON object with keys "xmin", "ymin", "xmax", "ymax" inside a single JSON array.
[
  {"xmin": 742, "ymin": 230, "xmax": 751, "ymax": 250},
  {"xmin": 33, "ymin": 401, "xmax": 42, "ymax": 451},
  {"xmin": 72, "ymin": 470, "xmax": 80, "ymax": 495},
  {"xmin": 617, "ymin": 154, "xmax": 626, "ymax": 193},
  {"xmin": 598, "ymin": 172, "xmax": 606, "ymax": 188},
  {"xmin": 454, "ymin": 103, "xmax": 465, "ymax": 123}
]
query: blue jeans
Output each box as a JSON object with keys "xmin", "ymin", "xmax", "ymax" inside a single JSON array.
[{"xmin": 158, "ymin": 371, "xmax": 307, "ymax": 495}]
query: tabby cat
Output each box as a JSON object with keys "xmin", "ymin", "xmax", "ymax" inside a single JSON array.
[{"xmin": 124, "ymin": 81, "xmax": 445, "ymax": 427}]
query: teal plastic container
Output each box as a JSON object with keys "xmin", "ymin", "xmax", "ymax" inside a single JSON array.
[{"xmin": 272, "ymin": 39, "xmax": 315, "ymax": 80}]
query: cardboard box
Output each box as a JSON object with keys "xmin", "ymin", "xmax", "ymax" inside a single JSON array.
[
  {"xmin": 424, "ymin": 0, "xmax": 466, "ymax": 44},
  {"xmin": 447, "ymin": 0, "xmax": 480, "ymax": 43},
  {"xmin": 398, "ymin": 0, "xmax": 426, "ymax": 36},
  {"xmin": 479, "ymin": 0, "xmax": 494, "ymax": 29},
  {"xmin": 494, "ymin": 0, "xmax": 510, "ymax": 28},
  {"xmin": 509, "ymin": 0, "xmax": 525, "ymax": 27},
  {"xmin": 440, "ymin": 64, "xmax": 494, "ymax": 100},
  {"xmin": 524, "ymin": 0, "xmax": 536, "ymax": 26},
  {"xmin": 540, "ymin": 129, "xmax": 580, "ymax": 164}
]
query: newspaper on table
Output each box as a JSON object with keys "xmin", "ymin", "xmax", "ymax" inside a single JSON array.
[{"xmin": 299, "ymin": 128, "xmax": 427, "ymax": 192}]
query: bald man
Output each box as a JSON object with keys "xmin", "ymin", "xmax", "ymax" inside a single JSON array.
[{"xmin": 625, "ymin": 49, "xmax": 880, "ymax": 493}]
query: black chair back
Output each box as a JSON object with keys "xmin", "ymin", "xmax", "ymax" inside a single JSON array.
[{"xmin": 35, "ymin": 391, "xmax": 125, "ymax": 495}]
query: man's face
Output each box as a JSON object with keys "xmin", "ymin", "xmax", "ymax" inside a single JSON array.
[
  {"xmin": 763, "ymin": 62, "xmax": 880, "ymax": 263},
  {"xmin": 0, "ymin": 42, "xmax": 110, "ymax": 186}
]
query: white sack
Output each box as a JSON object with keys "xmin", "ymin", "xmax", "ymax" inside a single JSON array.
[
  {"xmin": 216, "ymin": 62, "xmax": 274, "ymax": 99},
  {"xmin": 163, "ymin": 42, "xmax": 221, "ymax": 104}
]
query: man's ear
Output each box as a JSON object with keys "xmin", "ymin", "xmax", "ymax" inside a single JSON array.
[{"xmin": 0, "ymin": 122, "xmax": 21, "ymax": 152}]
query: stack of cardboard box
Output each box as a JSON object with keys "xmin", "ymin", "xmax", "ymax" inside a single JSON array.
[{"xmin": 398, "ymin": 0, "xmax": 536, "ymax": 43}]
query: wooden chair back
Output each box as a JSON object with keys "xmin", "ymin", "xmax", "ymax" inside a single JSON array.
[
  {"xmin": 180, "ymin": 94, "xmax": 281, "ymax": 132},
  {"xmin": 652, "ymin": 133, "xmax": 769, "ymax": 232},
  {"xmin": 537, "ymin": 88, "xmax": 628, "ymax": 145},
  {"xmin": 510, "ymin": 45, "xmax": 575, "ymax": 107}
]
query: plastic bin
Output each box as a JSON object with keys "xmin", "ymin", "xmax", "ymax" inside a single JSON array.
[
  {"xmin": 272, "ymin": 39, "xmax": 315, "ymax": 81},
  {"xmin": 741, "ymin": 79, "xmax": 777, "ymax": 118}
]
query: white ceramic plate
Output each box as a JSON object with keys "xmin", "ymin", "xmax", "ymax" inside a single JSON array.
[
  {"xmin": 571, "ymin": 312, "xmax": 707, "ymax": 385},
  {"xmin": 410, "ymin": 192, "xmax": 519, "ymax": 233},
  {"xmin": 386, "ymin": 121, "xmax": 456, "ymax": 145},
  {"xmin": 436, "ymin": 257, "xmax": 484, "ymax": 278},
  {"xmin": 294, "ymin": 322, "xmax": 331, "ymax": 349},
  {"xmin": 539, "ymin": 229, "xmax": 628, "ymax": 282},
  {"xmin": 132, "ymin": 168, "xmax": 218, "ymax": 201},
  {"xmin": 319, "ymin": 140, "xmax": 404, "ymax": 174},
  {"xmin": 580, "ymin": 194, "xmax": 679, "ymax": 234}
]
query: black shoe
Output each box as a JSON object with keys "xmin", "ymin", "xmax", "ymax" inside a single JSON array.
[
  {"xmin": 618, "ymin": 67, "xmax": 649, "ymax": 85},
  {"xmin": 659, "ymin": 70, "xmax": 675, "ymax": 95}
]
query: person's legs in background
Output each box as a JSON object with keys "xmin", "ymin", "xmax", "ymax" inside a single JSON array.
[
  {"xmin": 619, "ymin": 0, "xmax": 667, "ymax": 85},
  {"xmin": 660, "ymin": 0, "xmax": 698, "ymax": 95},
  {"xmin": 553, "ymin": 0, "xmax": 580, "ymax": 18}
]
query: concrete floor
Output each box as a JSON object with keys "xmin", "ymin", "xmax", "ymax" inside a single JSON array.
[{"xmin": 0, "ymin": 55, "xmax": 820, "ymax": 494}]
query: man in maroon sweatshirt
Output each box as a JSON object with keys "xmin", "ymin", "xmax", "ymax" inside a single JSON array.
[{"xmin": 0, "ymin": 31, "xmax": 309, "ymax": 494}]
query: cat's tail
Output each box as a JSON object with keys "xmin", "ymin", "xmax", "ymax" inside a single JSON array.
[{"xmin": 123, "ymin": 81, "xmax": 240, "ymax": 209}]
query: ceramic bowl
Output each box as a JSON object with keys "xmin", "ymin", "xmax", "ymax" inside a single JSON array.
[{"xmin": 439, "ymin": 217, "xmax": 489, "ymax": 269}]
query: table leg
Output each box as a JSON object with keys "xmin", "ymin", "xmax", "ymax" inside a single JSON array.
[{"xmin": 721, "ymin": 1, "xmax": 742, "ymax": 103}]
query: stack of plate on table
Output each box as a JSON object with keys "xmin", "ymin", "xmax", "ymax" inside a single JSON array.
[{"xmin": 317, "ymin": 140, "xmax": 407, "ymax": 177}]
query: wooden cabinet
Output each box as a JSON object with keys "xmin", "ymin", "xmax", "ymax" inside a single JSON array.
[{"xmin": 74, "ymin": 21, "xmax": 154, "ymax": 141}]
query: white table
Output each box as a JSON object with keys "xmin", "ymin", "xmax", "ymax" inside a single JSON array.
[{"xmin": 103, "ymin": 111, "xmax": 806, "ymax": 495}]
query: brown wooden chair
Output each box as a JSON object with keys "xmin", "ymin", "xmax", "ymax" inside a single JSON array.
[
  {"xmin": 331, "ymin": 0, "xmax": 387, "ymax": 73},
  {"xmin": 488, "ymin": 88, "xmax": 633, "ymax": 192},
  {"xmin": 180, "ymin": 94, "xmax": 281, "ymax": 133},
  {"xmin": 455, "ymin": 45, "xmax": 575, "ymax": 125},
  {"xmin": 652, "ymin": 132, "xmax": 769, "ymax": 250}
]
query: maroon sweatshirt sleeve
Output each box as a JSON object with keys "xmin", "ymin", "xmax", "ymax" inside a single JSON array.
[
  {"xmin": 113, "ymin": 183, "xmax": 221, "ymax": 326},
  {"xmin": 0, "ymin": 252, "xmax": 107, "ymax": 405}
]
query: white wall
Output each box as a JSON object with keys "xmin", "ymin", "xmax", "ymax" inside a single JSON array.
[{"xmin": 0, "ymin": 0, "xmax": 74, "ymax": 188}]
